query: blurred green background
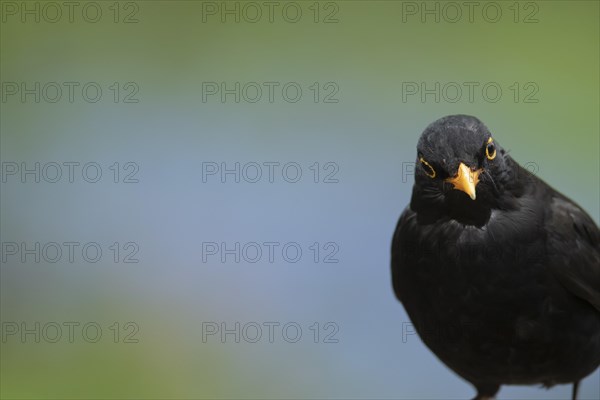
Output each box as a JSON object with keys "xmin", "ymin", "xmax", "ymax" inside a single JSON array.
[{"xmin": 1, "ymin": 1, "xmax": 598, "ymax": 399}]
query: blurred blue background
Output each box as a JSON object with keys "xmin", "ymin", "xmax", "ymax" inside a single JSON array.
[{"xmin": 1, "ymin": 1, "xmax": 598, "ymax": 398}]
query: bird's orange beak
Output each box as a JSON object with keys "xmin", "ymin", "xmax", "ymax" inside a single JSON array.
[{"xmin": 445, "ymin": 162, "xmax": 481, "ymax": 200}]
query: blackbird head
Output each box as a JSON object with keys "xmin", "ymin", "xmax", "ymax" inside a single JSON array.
[{"xmin": 411, "ymin": 115, "xmax": 519, "ymax": 225}]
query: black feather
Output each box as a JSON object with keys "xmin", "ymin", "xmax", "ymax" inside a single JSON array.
[{"xmin": 391, "ymin": 115, "xmax": 600, "ymax": 399}]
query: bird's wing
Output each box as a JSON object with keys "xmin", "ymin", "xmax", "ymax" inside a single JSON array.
[
  {"xmin": 391, "ymin": 206, "xmax": 419, "ymax": 303},
  {"xmin": 547, "ymin": 193, "xmax": 600, "ymax": 312}
]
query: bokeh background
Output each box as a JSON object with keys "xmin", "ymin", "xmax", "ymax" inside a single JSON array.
[{"xmin": 1, "ymin": 1, "xmax": 598, "ymax": 399}]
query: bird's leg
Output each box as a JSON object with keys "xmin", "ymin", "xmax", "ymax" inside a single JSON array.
[
  {"xmin": 472, "ymin": 383, "xmax": 500, "ymax": 400},
  {"xmin": 572, "ymin": 380, "xmax": 580, "ymax": 400}
]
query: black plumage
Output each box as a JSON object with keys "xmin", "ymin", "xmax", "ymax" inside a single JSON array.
[{"xmin": 391, "ymin": 115, "xmax": 600, "ymax": 400}]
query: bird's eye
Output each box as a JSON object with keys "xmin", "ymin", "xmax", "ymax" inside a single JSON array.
[
  {"xmin": 419, "ymin": 157, "xmax": 436, "ymax": 178},
  {"xmin": 486, "ymin": 138, "xmax": 496, "ymax": 160}
]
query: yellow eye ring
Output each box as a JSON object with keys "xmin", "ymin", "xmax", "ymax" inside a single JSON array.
[
  {"xmin": 486, "ymin": 137, "xmax": 496, "ymax": 160},
  {"xmin": 419, "ymin": 157, "xmax": 436, "ymax": 178}
]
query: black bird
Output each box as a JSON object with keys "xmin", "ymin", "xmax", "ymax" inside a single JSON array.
[{"xmin": 391, "ymin": 115, "xmax": 600, "ymax": 400}]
